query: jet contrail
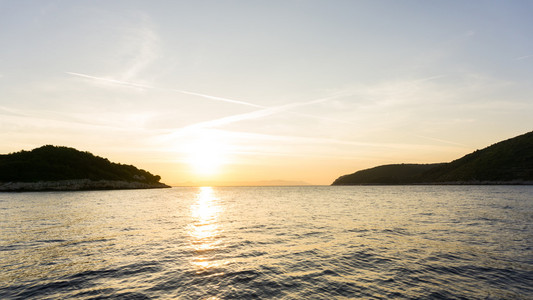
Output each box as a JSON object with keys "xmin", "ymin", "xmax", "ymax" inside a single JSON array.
[
  {"xmin": 66, "ymin": 71, "xmax": 357, "ymax": 126},
  {"xmin": 178, "ymin": 93, "xmax": 349, "ymax": 132},
  {"xmin": 412, "ymin": 134, "xmax": 469, "ymax": 147},
  {"xmin": 66, "ymin": 72, "xmax": 152, "ymax": 89},
  {"xmin": 66, "ymin": 71, "xmax": 263, "ymax": 108},
  {"xmin": 175, "ymin": 90, "xmax": 264, "ymax": 108}
]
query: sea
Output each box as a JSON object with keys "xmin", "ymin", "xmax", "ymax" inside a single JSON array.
[{"xmin": 1, "ymin": 186, "xmax": 532, "ymax": 299}]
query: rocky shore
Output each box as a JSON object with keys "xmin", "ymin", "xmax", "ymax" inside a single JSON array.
[{"xmin": 0, "ymin": 179, "xmax": 171, "ymax": 192}]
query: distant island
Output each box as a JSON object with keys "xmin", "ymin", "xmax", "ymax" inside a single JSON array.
[
  {"xmin": 332, "ymin": 131, "xmax": 533, "ymax": 185},
  {"xmin": 0, "ymin": 145, "xmax": 170, "ymax": 191}
]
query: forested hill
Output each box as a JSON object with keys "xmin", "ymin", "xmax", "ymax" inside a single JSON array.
[
  {"xmin": 0, "ymin": 145, "xmax": 169, "ymax": 190},
  {"xmin": 332, "ymin": 131, "xmax": 533, "ymax": 185}
]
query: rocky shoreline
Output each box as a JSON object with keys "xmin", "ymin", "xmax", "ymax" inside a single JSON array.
[{"xmin": 0, "ymin": 179, "xmax": 171, "ymax": 192}]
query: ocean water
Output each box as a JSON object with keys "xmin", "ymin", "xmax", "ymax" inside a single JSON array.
[{"xmin": 1, "ymin": 186, "xmax": 532, "ymax": 299}]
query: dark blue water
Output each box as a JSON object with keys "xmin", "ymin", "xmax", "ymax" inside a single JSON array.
[{"xmin": 1, "ymin": 186, "xmax": 532, "ymax": 299}]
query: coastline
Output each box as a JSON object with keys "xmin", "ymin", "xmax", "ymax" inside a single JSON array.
[
  {"xmin": 331, "ymin": 180, "xmax": 533, "ymax": 186},
  {"xmin": 0, "ymin": 179, "xmax": 171, "ymax": 192}
]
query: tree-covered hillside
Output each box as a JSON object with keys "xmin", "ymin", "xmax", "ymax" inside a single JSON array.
[
  {"xmin": 332, "ymin": 164, "xmax": 443, "ymax": 185},
  {"xmin": 332, "ymin": 131, "xmax": 533, "ymax": 185},
  {"xmin": 0, "ymin": 145, "xmax": 163, "ymax": 184},
  {"xmin": 423, "ymin": 131, "xmax": 533, "ymax": 182}
]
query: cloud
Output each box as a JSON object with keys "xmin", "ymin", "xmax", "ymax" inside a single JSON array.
[
  {"xmin": 119, "ymin": 18, "xmax": 159, "ymax": 82},
  {"xmin": 175, "ymin": 93, "xmax": 351, "ymax": 132},
  {"xmin": 0, "ymin": 105, "xmax": 28, "ymax": 117},
  {"xmin": 66, "ymin": 70, "xmax": 474, "ymax": 149},
  {"xmin": 65, "ymin": 71, "xmax": 358, "ymax": 127},
  {"xmin": 515, "ymin": 54, "xmax": 533, "ymax": 61},
  {"xmin": 66, "ymin": 70, "xmax": 479, "ymax": 151},
  {"xmin": 464, "ymin": 30, "xmax": 476, "ymax": 37},
  {"xmin": 157, "ymin": 126, "xmax": 469, "ymax": 163}
]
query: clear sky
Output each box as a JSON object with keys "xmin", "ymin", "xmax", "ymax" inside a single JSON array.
[{"xmin": 1, "ymin": 0, "xmax": 532, "ymax": 185}]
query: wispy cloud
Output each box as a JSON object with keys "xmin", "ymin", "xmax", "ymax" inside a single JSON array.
[
  {"xmin": 158, "ymin": 127, "xmax": 469, "ymax": 163},
  {"xmin": 0, "ymin": 104, "xmax": 148, "ymax": 131},
  {"xmin": 515, "ymin": 54, "xmax": 533, "ymax": 61},
  {"xmin": 67, "ymin": 70, "xmax": 472, "ymax": 149},
  {"xmin": 0, "ymin": 105, "xmax": 31, "ymax": 118},
  {"xmin": 464, "ymin": 30, "xmax": 476, "ymax": 37},
  {"xmin": 66, "ymin": 71, "xmax": 357, "ymax": 126},
  {"xmin": 411, "ymin": 74, "xmax": 448, "ymax": 83},
  {"xmin": 175, "ymin": 93, "xmax": 352, "ymax": 132},
  {"xmin": 212, "ymin": 129, "xmax": 452, "ymax": 149},
  {"xmin": 119, "ymin": 17, "xmax": 159, "ymax": 82}
]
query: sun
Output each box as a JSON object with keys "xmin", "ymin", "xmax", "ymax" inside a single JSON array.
[{"xmin": 184, "ymin": 131, "xmax": 229, "ymax": 176}]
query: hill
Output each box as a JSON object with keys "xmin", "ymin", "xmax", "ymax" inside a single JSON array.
[
  {"xmin": 331, "ymin": 163, "xmax": 444, "ymax": 185},
  {"xmin": 0, "ymin": 145, "xmax": 170, "ymax": 191},
  {"xmin": 332, "ymin": 131, "xmax": 533, "ymax": 185}
]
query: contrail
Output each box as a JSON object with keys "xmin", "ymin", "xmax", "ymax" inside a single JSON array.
[
  {"xmin": 412, "ymin": 134, "xmax": 469, "ymax": 147},
  {"xmin": 178, "ymin": 93, "xmax": 349, "ymax": 132},
  {"xmin": 66, "ymin": 71, "xmax": 263, "ymax": 108},
  {"xmin": 412, "ymin": 74, "xmax": 447, "ymax": 83},
  {"xmin": 66, "ymin": 71, "xmax": 357, "ymax": 126},
  {"xmin": 66, "ymin": 72, "xmax": 152, "ymax": 89},
  {"xmin": 175, "ymin": 90, "xmax": 264, "ymax": 108}
]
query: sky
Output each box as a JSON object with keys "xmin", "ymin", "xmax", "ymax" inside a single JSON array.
[{"xmin": 1, "ymin": 0, "xmax": 532, "ymax": 186}]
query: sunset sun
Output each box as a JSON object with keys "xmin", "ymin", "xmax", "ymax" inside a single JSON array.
[{"xmin": 185, "ymin": 132, "xmax": 229, "ymax": 176}]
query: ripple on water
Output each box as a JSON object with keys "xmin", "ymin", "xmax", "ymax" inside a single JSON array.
[{"xmin": 0, "ymin": 186, "xmax": 532, "ymax": 299}]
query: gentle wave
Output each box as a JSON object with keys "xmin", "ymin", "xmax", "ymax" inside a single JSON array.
[{"xmin": 1, "ymin": 186, "xmax": 532, "ymax": 299}]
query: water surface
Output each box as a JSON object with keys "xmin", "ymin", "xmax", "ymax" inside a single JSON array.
[{"xmin": 1, "ymin": 186, "xmax": 532, "ymax": 299}]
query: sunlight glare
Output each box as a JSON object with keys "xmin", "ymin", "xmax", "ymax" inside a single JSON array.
[
  {"xmin": 188, "ymin": 187, "xmax": 226, "ymax": 274},
  {"xmin": 185, "ymin": 131, "xmax": 229, "ymax": 176}
]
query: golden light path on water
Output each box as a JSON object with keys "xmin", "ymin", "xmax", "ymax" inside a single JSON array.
[{"xmin": 188, "ymin": 187, "xmax": 226, "ymax": 277}]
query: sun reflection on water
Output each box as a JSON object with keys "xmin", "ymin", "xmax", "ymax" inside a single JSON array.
[{"xmin": 188, "ymin": 187, "xmax": 225, "ymax": 273}]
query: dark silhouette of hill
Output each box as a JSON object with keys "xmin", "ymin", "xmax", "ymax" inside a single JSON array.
[
  {"xmin": 332, "ymin": 163, "xmax": 444, "ymax": 185},
  {"xmin": 332, "ymin": 131, "xmax": 533, "ymax": 185},
  {"xmin": 0, "ymin": 145, "xmax": 169, "ymax": 190}
]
